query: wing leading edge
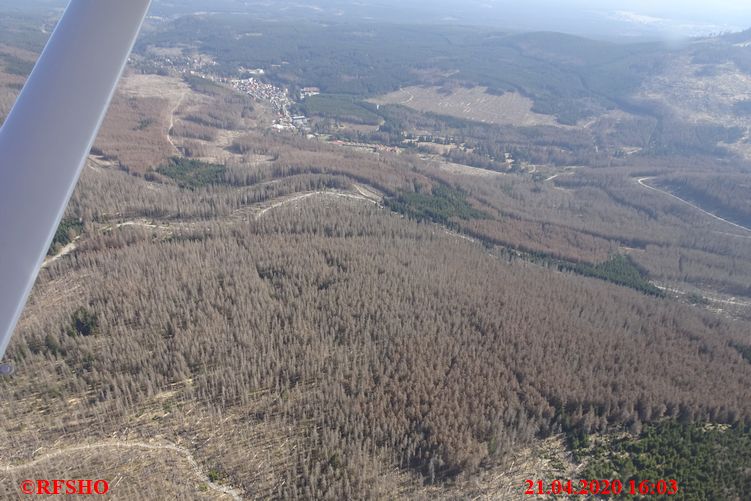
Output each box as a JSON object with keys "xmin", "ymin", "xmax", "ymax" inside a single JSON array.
[{"xmin": 0, "ymin": 0, "xmax": 152, "ymax": 363}]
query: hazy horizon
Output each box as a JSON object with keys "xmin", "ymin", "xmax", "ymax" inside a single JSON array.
[{"xmin": 6, "ymin": 0, "xmax": 751, "ymax": 40}]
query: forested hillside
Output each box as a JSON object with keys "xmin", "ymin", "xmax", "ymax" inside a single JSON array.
[
  {"xmin": 2, "ymin": 7, "xmax": 751, "ymax": 499},
  {"xmin": 3, "ymin": 175, "xmax": 751, "ymax": 498}
]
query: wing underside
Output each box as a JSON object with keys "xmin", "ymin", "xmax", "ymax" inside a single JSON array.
[{"xmin": 0, "ymin": 0, "xmax": 152, "ymax": 362}]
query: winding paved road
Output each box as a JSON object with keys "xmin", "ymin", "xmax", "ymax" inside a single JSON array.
[{"xmin": 637, "ymin": 177, "xmax": 751, "ymax": 234}]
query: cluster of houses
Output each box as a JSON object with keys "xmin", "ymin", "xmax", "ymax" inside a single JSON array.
[
  {"xmin": 143, "ymin": 51, "xmax": 315, "ymax": 133},
  {"xmin": 229, "ymin": 77, "xmax": 291, "ymax": 112}
]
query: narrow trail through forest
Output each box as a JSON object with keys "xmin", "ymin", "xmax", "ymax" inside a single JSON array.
[{"xmin": 167, "ymin": 91, "xmax": 188, "ymax": 155}]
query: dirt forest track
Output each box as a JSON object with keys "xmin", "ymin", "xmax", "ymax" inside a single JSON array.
[
  {"xmin": 41, "ymin": 183, "xmax": 384, "ymax": 266},
  {"xmin": 254, "ymin": 190, "xmax": 379, "ymax": 220},
  {"xmin": 1, "ymin": 441, "xmax": 243, "ymax": 500},
  {"xmin": 224, "ymin": 184, "xmax": 383, "ymax": 223},
  {"xmin": 167, "ymin": 91, "xmax": 188, "ymax": 155}
]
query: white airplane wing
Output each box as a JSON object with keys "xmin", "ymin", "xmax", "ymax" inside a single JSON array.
[{"xmin": 0, "ymin": 0, "xmax": 152, "ymax": 369}]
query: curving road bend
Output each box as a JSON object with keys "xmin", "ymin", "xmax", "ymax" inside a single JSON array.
[{"xmin": 637, "ymin": 177, "xmax": 751, "ymax": 234}]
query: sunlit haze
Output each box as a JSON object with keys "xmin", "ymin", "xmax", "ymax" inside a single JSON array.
[{"xmin": 9, "ymin": 0, "xmax": 751, "ymax": 39}]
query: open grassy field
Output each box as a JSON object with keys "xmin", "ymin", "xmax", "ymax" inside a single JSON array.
[
  {"xmin": 370, "ymin": 86, "xmax": 562, "ymax": 127},
  {"xmin": 92, "ymin": 73, "xmax": 191, "ymax": 173}
]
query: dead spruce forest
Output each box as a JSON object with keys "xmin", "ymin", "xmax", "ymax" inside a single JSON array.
[{"xmin": 2, "ymin": 10, "xmax": 751, "ymax": 500}]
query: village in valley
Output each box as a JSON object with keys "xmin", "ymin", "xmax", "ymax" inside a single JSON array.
[
  {"xmin": 131, "ymin": 48, "xmax": 531, "ymax": 171},
  {"xmin": 137, "ymin": 50, "xmax": 314, "ymax": 133}
]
